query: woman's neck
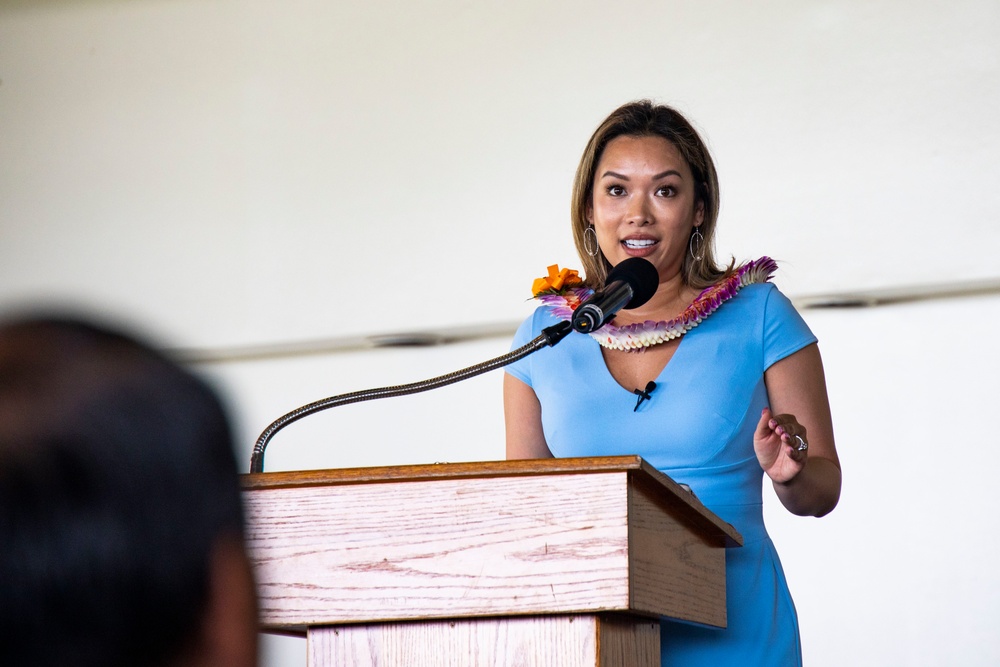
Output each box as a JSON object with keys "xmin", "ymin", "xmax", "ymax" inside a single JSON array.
[{"xmin": 613, "ymin": 272, "xmax": 698, "ymax": 325}]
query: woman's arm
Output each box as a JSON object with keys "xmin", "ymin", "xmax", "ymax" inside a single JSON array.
[
  {"xmin": 756, "ymin": 343, "xmax": 842, "ymax": 517},
  {"xmin": 504, "ymin": 373, "xmax": 554, "ymax": 460}
]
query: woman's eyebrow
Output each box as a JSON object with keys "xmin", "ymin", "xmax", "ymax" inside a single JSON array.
[{"xmin": 599, "ymin": 169, "xmax": 682, "ymax": 180}]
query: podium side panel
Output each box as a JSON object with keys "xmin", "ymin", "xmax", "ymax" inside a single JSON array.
[
  {"xmin": 628, "ymin": 480, "xmax": 728, "ymax": 627},
  {"xmin": 595, "ymin": 613, "xmax": 660, "ymax": 667}
]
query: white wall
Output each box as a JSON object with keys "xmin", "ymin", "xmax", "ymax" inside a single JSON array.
[{"xmin": 2, "ymin": 1, "xmax": 998, "ymax": 664}]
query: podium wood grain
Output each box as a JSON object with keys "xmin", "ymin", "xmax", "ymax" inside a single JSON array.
[
  {"xmin": 308, "ymin": 614, "xmax": 661, "ymax": 667},
  {"xmin": 242, "ymin": 456, "xmax": 741, "ymax": 633}
]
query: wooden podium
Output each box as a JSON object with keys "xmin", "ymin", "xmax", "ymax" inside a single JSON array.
[{"xmin": 242, "ymin": 456, "xmax": 742, "ymax": 666}]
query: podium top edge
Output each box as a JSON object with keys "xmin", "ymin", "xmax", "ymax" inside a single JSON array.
[
  {"xmin": 241, "ymin": 455, "xmax": 742, "ymax": 547},
  {"xmin": 240, "ymin": 455, "xmax": 647, "ymax": 489}
]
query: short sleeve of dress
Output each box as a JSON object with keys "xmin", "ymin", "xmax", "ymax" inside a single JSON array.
[
  {"xmin": 504, "ymin": 311, "xmax": 542, "ymax": 387},
  {"xmin": 762, "ymin": 285, "xmax": 818, "ymax": 370}
]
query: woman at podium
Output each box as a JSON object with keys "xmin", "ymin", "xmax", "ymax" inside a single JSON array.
[{"xmin": 505, "ymin": 100, "xmax": 842, "ymax": 666}]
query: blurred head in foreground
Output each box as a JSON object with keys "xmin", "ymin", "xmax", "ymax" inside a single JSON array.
[{"xmin": 0, "ymin": 313, "xmax": 258, "ymax": 667}]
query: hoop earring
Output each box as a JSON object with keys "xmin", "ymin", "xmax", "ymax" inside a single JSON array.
[
  {"xmin": 584, "ymin": 226, "xmax": 600, "ymax": 258},
  {"xmin": 688, "ymin": 227, "xmax": 705, "ymax": 262}
]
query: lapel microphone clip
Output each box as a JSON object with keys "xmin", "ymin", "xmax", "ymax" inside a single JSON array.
[{"xmin": 633, "ymin": 380, "xmax": 657, "ymax": 412}]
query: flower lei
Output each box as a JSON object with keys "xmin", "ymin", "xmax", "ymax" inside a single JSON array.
[{"xmin": 531, "ymin": 257, "xmax": 778, "ymax": 351}]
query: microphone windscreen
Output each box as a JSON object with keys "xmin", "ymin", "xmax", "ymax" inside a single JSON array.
[{"xmin": 607, "ymin": 258, "xmax": 659, "ymax": 309}]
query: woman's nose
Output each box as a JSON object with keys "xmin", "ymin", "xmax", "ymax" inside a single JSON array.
[{"xmin": 625, "ymin": 195, "xmax": 653, "ymax": 226}]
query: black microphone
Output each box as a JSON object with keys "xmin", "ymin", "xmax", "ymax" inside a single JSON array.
[
  {"xmin": 571, "ymin": 257, "xmax": 660, "ymax": 333},
  {"xmin": 633, "ymin": 381, "xmax": 656, "ymax": 412}
]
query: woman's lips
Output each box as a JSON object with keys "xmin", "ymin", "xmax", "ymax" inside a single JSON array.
[{"xmin": 621, "ymin": 238, "xmax": 658, "ymax": 256}]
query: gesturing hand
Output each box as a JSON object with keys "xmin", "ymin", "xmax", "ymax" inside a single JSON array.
[{"xmin": 754, "ymin": 407, "xmax": 809, "ymax": 484}]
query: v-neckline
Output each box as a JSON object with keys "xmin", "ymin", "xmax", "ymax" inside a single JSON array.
[{"xmin": 598, "ymin": 330, "xmax": 689, "ymax": 394}]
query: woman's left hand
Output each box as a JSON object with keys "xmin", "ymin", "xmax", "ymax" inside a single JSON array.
[{"xmin": 754, "ymin": 406, "xmax": 809, "ymax": 484}]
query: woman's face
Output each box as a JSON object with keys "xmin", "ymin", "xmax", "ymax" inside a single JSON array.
[{"xmin": 587, "ymin": 134, "xmax": 704, "ymax": 282}]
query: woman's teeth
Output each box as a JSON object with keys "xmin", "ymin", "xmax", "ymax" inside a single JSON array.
[{"xmin": 623, "ymin": 239, "xmax": 656, "ymax": 248}]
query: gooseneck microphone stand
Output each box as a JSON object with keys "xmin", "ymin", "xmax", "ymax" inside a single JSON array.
[{"xmin": 249, "ymin": 321, "xmax": 571, "ymax": 473}]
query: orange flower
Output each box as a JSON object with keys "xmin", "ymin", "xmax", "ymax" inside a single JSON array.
[{"xmin": 532, "ymin": 264, "xmax": 583, "ymax": 296}]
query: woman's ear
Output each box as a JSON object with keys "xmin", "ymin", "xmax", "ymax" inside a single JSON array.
[{"xmin": 696, "ymin": 182, "xmax": 709, "ymax": 226}]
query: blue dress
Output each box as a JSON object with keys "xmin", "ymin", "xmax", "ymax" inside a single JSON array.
[{"xmin": 506, "ymin": 282, "xmax": 816, "ymax": 666}]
